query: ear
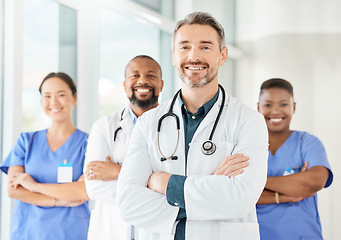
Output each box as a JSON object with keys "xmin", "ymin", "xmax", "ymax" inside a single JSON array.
[
  {"xmin": 172, "ymin": 50, "xmax": 176, "ymax": 66},
  {"xmin": 72, "ymin": 93, "xmax": 78, "ymax": 106},
  {"xmin": 257, "ymin": 102, "xmax": 260, "ymax": 112},
  {"xmin": 160, "ymin": 79, "xmax": 164, "ymax": 92},
  {"xmin": 293, "ymin": 102, "xmax": 296, "ymax": 113},
  {"xmin": 219, "ymin": 47, "xmax": 228, "ymax": 66},
  {"xmin": 123, "ymin": 80, "xmax": 128, "ymax": 94}
]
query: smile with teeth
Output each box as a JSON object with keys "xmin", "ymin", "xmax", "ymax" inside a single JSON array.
[
  {"xmin": 269, "ymin": 118, "xmax": 283, "ymax": 123},
  {"xmin": 185, "ymin": 66, "xmax": 206, "ymax": 70},
  {"xmin": 133, "ymin": 87, "xmax": 152, "ymax": 93},
  {"xmin": 50, "ymin": 108, "xmax": 62, "ymax": 113}
]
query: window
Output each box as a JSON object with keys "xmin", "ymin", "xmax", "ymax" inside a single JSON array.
[{"xmin": 22, "ymin": 0, "xmax": 77, "ymax": 131}]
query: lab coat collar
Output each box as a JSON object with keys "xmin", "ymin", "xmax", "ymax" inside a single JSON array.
[{"xmin": 119, "ymin": 106, "xmax": 134, "ymax": 137}]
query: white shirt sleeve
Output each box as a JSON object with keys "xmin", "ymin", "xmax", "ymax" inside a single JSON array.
[
  {"xmin": 117, "ymin": 118, "xmax": 179, "ymax": 236},
  {"xmin": 84, "ymin": 117, "xmax": 118, "ymax": 201}
]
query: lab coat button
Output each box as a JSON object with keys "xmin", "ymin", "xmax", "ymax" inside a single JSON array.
[
  {"xmin": 174, "ymin": 202, "xmax": 179, "ymax": 206},
  {"xmin": 191, "ymin": 115, "xmax": 196, "ymax": 119}
]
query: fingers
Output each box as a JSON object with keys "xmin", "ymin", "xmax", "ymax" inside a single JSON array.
[
  {"xmin": 301, "ymin": 161, "xmax": 309, "ymax": 172},
  {"xmin": 214, "ymin": 153, "xmax": 249, "ymax": 176},
  {"xmin": 106, "ymin": 155, "xmax": 112, "ymax": 162}
]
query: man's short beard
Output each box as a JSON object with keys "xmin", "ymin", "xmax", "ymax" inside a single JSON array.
[
  {"xmin": 178, "ymin": 61, "xmax": 217, "ymax": 88},
  {"xmin": 181, "ymin": 73, "xmax": 216, "ymax": 88},
  {"xmin": 129, "ymin": 88, "xmax": 158, "ymax": 109}
]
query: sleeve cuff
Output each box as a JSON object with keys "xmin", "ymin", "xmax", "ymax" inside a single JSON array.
[{"xmin": 166, "ymin": 174, "xmax": 187, "ymax": 209}]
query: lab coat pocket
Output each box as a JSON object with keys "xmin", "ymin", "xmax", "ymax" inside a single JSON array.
[
  {"xmin": 187, "ymin": 141, "xmax": 235, "ymax": 175},
  {"xmin": 219, "ymin": 222, "xmax": 260, "ymax": 240}
]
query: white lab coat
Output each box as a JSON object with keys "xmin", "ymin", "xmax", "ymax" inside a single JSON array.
[
  {"xmin": 117, "ymin": 90, "xmax": 269, "ymax": 240},
  {"xmin": 84, "ymin": 108, "xmax": 134, "ymax": 240}
]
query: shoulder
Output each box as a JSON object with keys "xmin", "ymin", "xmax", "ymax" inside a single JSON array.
[
  {"xmin": 226, "ymin": 96, "xmax": 265, "ymax": 123},
  {"xmin": 94, "ymin": 111, "xmax": 122, "ymax": 126},
  {"xmin": 295, "ymin": 130, "xmax": 323, "ymax": 144},
  {"xmin": 18, "ymin": 130, "xmax": 46, "ymax": 143},
  {"xmin": 139, "ymin": 100, "xmax": 171, "ymax": 121},
  {"xmin": 75, "ymin": 129, "xmax": 89, "ymax": 139}
]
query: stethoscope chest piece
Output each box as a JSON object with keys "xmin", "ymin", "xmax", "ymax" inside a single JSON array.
[{"xmin": 202, "ymin": 140, "xmax": 216, "ymax": 155}]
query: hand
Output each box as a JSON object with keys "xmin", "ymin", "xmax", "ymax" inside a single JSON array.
[
  {"xmin": 54, "ymin": 199, "xmax": 86, "ymax": 207},
  {"xmin": 214, "ymin": 153, "xmax": 249, "ymax": 178},
  {"xmin": 9, "ymin": 173, "xmax": 38, "ymax": 192},
  {"xmin": 280, "ymin": 192, "xmax": 315, "ymax": 203},
  {"xmin": 301, "ymin": 161, "xmax": 309, "ymax": 172},
  {"xmin": 147, "ymin": 171, "xmax": 172, "ymax": 195},
  {"xmin": 85, "ymin": 156, "xmax": 121, "ymax": 181}
]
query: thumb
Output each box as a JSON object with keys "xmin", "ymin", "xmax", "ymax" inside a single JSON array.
[{"xmin": 106, "ymin": 155, "xmax": 112, "ymax": 162}]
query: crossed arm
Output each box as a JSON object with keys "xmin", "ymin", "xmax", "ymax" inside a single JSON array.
[
  {"xmin": 257, "ymin": 161, "xmax": 329, "ymax": 204},
  {"xmin": 8, "ymin": 166, "xmax": 89, "ymax": 207},
  {"xmin": 84, "ymin": 156, "xmax": 121, "ymax": 181},
  {"xmin": 147, "ymin": 153, "xmax": 250, "ymax": 194}
]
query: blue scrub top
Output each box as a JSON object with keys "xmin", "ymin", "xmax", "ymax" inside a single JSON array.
[
  {"xmin": 256, "ymin": 131, "xmax": 333, "ymax": 240},
  {"xmin": 0, "ymin": 129, "xmax": 90, "ymax": 240}
]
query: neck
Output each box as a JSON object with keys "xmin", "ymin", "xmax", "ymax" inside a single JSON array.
[
  {"xmin": 130, "ymin": 102, "xmax": 159, "ymax": 117},
  {"xmin": 269, "ymin": 129, "xmax": 292, "ymax": 143},
  {"xmin": 181, "ymin": 81, "xmax": 218, "ymax": 113},
  {"xmin": 48, "ymin": 119, "xmax": 76, "ymax": 136}
]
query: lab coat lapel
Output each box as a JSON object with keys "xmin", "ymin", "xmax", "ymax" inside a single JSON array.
[{"xmin": 119, "ymin": 107, "xmax": 134, "ymax": 137}]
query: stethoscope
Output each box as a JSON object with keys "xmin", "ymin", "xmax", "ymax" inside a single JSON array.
[
  {"xmin": 113, "ymin": 109, "xmax": 125, "ymax": 142},
  {"xmin": 157, "ymin": 84, "xmax": 226, "ymax": 162}
]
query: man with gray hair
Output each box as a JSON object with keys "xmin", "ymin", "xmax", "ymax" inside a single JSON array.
[{"xmin": 117, "ymin": 12, "xmax": 268, "ymax": 240}]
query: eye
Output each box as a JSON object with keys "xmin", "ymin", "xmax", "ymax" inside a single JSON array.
[
  {"xmin": 58, "ymin": 94, "xmax": 65, "ymax": 97},
  {"xmin": 44, "ymin": 95, "xmax": 51, "ymax": 99},
  {"xmin": 131, "ymin": 74, "xmax": 139, "ymax": 78},
  {"xmin": 202, "ymin": 46, "xmax": 210, "ymax": 50},
  {"xmin": 147, "ymin": 74, "xmax": 156, "ymax": 78},
  {"xmin": 180, "ymin": 46, "xmax": 188, "ymax": 50},
  {"xmin": 264, "ymin": 104, "xmax": 271, "ymax": 107},
  {"xmin": 281, "ymin": 103, "xmax": 288, "ymax": 107}
]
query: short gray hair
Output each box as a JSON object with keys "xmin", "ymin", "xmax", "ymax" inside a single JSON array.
[{"xmin": 172, "ymin": 12, "xmax": 226, "ymax": 51}]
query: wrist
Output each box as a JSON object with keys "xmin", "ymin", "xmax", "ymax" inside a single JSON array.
[{"xmin": 51, "ymin": 198, "xmax": 56, "ymax": 207}]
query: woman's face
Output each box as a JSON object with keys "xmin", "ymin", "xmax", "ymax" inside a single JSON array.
[
  {"xmin": 258, "ymin": 87, "xmax": 296, "ymax": 134},
  {"xmin": 40, "ymin": 77, "xmax": 77, "ymax": 123}
]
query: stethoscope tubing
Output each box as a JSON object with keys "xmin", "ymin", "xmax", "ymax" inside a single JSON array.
[{"xmin": 157, "ymin": 84, "xmax": 226, "ymax": 161}]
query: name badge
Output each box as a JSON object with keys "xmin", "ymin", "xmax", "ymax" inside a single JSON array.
[{"xmin": 57, "ymin": 160, "xmax": 73, "ymax": 183}]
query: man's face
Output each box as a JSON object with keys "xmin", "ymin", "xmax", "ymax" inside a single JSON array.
[
  {"xmin": 124, "ymin": 58, "xmax": 164, "ymax": 109},
  {"xmin": 172, "ymin": 24, "xmax": 228, "ymax": 88}
]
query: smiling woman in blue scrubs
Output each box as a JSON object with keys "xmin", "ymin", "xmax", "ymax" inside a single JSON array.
[
  {"xmin": 0, "ymin": 72, "xmax": 90, "ymax": 240},
  {"xmin": 256, "ymin": 78, "xmax": 333, "ymax": 240}
]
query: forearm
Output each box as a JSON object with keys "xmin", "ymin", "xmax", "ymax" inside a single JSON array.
[
  {"xmin": 35, "ymin": 181, "xmax": 89, "ymax": 201},
  {"xmin": 265, "ymin": 166, "xmax": 329, "ymax": 197},
  {"xmin": 8, "ymin": 185, "xmax": 55, "ymax": 207},
  {"xmin": 257, "ymin": 189, "xmax": 277, "ymax": 205}
]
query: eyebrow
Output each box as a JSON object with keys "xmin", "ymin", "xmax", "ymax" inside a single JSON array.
[
  {"xmin": 43, "ymin": 90, "xmax": 66, "ymax": 94},
  {"xmin": 130, "ymin": 70, "xmax": 157, "ymax": 74},
  {"xmin": 179, "ymin": 40, "xmax": 214, "ymax": 45}
]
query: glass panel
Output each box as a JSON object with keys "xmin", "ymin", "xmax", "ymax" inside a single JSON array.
[
  {"xmin": 130, "ymin": 0, "xmax": 160, "ymax": 12},
  {"xmin": 98, "ymin": 8, "xmax": 160, "ymax": 117},
  {"xmin": 22, "ymin": 0, "xmax": 77, "ymax": 132}
]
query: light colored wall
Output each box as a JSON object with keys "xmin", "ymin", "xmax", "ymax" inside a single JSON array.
[{"xmin": 235, "ymin": 1, "xmax": 341, "ymax": 239}]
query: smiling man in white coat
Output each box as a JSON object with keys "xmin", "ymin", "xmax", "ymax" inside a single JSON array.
[
  {"xmin": 117, "ymin": 12, "xmax": 269, "ymax": 240},
  {"xmin": 83, "ymin": 55, "xmax": 164, "ymax": 240}
]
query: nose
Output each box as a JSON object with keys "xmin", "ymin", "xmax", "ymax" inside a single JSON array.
[
  {"xmin": 271, "ymin": 105, "xmax": 280, "ymax": 114},
  {"xmin": 136, "ymin": 75, "xmax": 149, "ymax": 85},
  {"xmin": 188, "ymin": 48, "xmax": 200, "ymax": 62},
  {"xmin": 50, "ymin": 95, "xmax": 58, "ymax": 105}
]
